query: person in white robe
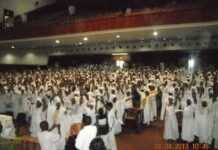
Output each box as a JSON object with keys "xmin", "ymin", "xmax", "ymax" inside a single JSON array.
[
  {"xmin": 197, "ymin": 101, "xmax": 211, "ymax": 144},
  {"xmin": 163, "ymin": 98, "xmax": 179, "ymax": 141},
  {"xmin": 148, "ymin": 85, "xmax": 157, "ymax": 122},
  {"xmin": 75, "ymin": 116, "xmax": 97, "ymax": 150},
  {"xmin": 212, "ymin": 98, "xmax": 218, "ymax": 149},
  {"xmin": 84, "ymin": 104, "xmax": 96, "ymax": 125},
  {"xmin": 124, "ymin": 91, "xmax": 133, "ymax": 109},
  {"xmin": 111, "ymin": 97, "xmax": 122, "ymax": 134},
  {"xmin": 31, "ymin": 99, "xmax": 43, "ymax": 137},
  {"xmin": 60, "ymin": 108, "xmax": 73, "ymax": 139},
  {"xmin": 105, "ymin": 102, "xmax": 118, "ymax": 150},
  {"xmin": 114, "ymin": 94, "xmax": 125, "ymax": 125},
  {"xmin": 143, "ymin": 91, "xmax": 151, "ymax": 125},
  {"xmin": 47, "ymin": 98, "xmax": 56, "ymax": 128},
  {"xmin": 37, "ymin": 121, "xmax": 65, "ymax": 150},
  {"xmin": 52, "ymin": 102, "xmax": 66, "ymax": 136},
  {"xmin": 181, "ymin": 99, "xmax": 194, "ymax": 142},
  {"xmin": 160, "ymin": 82, "xmax": 169, "ymax": 120}
]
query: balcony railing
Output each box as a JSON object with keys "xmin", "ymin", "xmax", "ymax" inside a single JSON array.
[{"xmin": 0, "ymin": 4, "xmax": 217, "ymax": 41}]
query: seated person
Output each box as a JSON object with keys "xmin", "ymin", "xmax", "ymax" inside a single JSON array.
[{"xmin": 37, "ymin": 121, "xmax": 65, "ymax": 150}]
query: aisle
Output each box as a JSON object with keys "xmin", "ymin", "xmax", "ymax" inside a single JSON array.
[{"xmin": 116, "ymin": 121, "xmax": 165, "ymax": 150}]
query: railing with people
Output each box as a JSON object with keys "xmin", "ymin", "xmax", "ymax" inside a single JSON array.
[{"xmin": 0, "ymin": 2, "xmax": 217, "ymax": 41}]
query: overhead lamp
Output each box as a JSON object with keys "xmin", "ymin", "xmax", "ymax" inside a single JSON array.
[
  {"xmin": 4, "ymin": 16, "xmax": 9, "ymax": 19},
  {"xmin": 116, "ymin": 35, "xmax": 120, "ymax": 39},
  {"xmin": 188, "ymin": 58, "xmax": 195, "ymax": 69},
  {"xmin": 116, "ymin": 60, "xmax": 125, "ymax": 69},
  {"xmin": 153, "ymin": 31, "xmax": 158, "ymax": 36},
  {"xmin": 55, "ymin": 40, "xmax": 60, "ymax": 44},
  {"xmin": 83, "ymin": 37, "xmax": 88, "ymax": 41},
  {"xmin": 11, "ymin": 45, "xmax": 15, "ymax": 49},
  {"xmin": 112, "ymin": 53, "xmax": 128, "ymax": 56}
]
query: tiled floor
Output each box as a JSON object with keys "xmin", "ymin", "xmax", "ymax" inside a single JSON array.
[{"xmin": 117, "ymin": 121, "xmax": 165, "ymax": 150}]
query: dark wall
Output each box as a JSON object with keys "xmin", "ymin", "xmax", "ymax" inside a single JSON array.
[
  {"xmin": 1, "ymin": 50, "xmax": 218, "ymax": 70},
  {"xmin": 48, "ymin": 54, "xmax": 112, "ymax": 66}
]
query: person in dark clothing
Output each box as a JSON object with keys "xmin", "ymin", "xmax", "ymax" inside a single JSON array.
[
  {"xmin": 96, "ymin": 108, "xmax": 109, "ymax": 136},
  {"xmin": 65, "ymin": 123, "xmax": 81, "ymax": 150},
  {"xmin": 131, "ymin": 85, "xmax": 141, "ymax": 108},
  {"xmin": 89, "ymin": 137, "xmax": 107, "ymax": 150}
]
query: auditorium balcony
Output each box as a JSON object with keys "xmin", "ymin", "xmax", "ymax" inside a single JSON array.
[{"xmin": 0, "ymin": 1, "xmax": 217, "ymax": 41}]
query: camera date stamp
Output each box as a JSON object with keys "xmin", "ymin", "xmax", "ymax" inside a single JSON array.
[{"xmin": 154, "ymin": 143, "xmax": 209, "ymax": 150}]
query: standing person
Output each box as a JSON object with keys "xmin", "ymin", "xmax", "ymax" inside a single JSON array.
[
  {"xmin": 65, "ymin": 123, "xmax": 81, "ymax": 150},
  {"xmin": 30, "ymin": 99, "xmax": 42, "ymax": 137},
  {"xmin": 143, "ymin": 90, "xmax": 150, "ymax": 125},
  {"xmin": 212, "ymin": 98, "xmax": 218, "ymax": 149},
  {"xmin": 181, "ymin": 99, "xmax": 194, "ymax": 142},
  {"xmin": 197, "ymin": 101, "xmax": 211, "ymax": 144},
  {"xmin": 75, "ymin": 116, "xmax": 97, "ymax": 150},
  {"xmin": 149, "ymin": 85, "xmax": 157, "ymax": 121},
  {"xmin": 105, "ymin": 102, "xmax": 118, "ymax": 150},
  {"xmin": 96, "ymin": 108, "xmax": 109, "ymax": 136},
  {"xmin": 160, "ymin": 82, "xmax": 168, "ymax": 120},
  {"xmin": 37, "ymin": 121, "xmax": 65, "ymax": 150},
  {"xmin": 47, "ymin": 98, "xmax": 56, "ymax": 128},
  {"xmin": 163, "ymin": 98, "xmax": 179, "ymax": 141}
]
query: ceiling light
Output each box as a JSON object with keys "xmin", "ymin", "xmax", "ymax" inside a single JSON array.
[
  {"xmin": 116, "ymin": 35, "xmax": 120, "ymax": 39},
  {"xmin": 83, "ymin": 37, "xmax": 88, "ymax": 41},
  {"xmin": 11, "ymin": 45, "xmax": 15, "ymax": 49},
  {"xmin": 55, "ymin": 40, "xmax": 60, "ymax": 44},
  {"xmin": 188, "ymin": 58, "xmax": 195, "ymax": 69},
  {"xmin": 112, "ymin": 53, "xmax": 128, "ymax": 56},
  {"xmin": 153, "ymin": 31, "xmax": 158, "ymax": 36}
]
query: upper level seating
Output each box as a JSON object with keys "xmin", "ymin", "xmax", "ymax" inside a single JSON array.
[{"xmin": 0, "ymin": 1, "xmax": 217, "ymax": 41}]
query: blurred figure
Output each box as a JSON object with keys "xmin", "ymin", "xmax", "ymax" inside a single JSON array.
[
  {"xmin": 65, "ymin": 123, "xmax": 81, "ymax": 150},
  {"xmin": 163, "ymin": 98, "xmax": 179, "ymax": 141},
  {"xmin": 75, "ymin": 116, "xmax": 97, "ymax": 150},
  {"xmin": 181, "ymin": 99, "xmax": 194, "ymax": 142},
  {"xmin": 89, "ymin": 137, "xmax": 107, "ymax": 150},
  {"xmin": 37, "ymin": 121, "xmax": 65, "ymax": 150}
]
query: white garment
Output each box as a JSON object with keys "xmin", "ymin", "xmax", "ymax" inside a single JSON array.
[
  {"xmin": 108, "ymin": 108, "xmax": 121, "ymax": 135},
  {"xmin": 60, "ymin": 112, "xmax": 72, "ymax": 138},
  {"xmin": 114, "ymin": 99, "xmax": 125, "ymax": 125},
  {"xmin": 52, "ymin": 107, "xmax": 66, "ymax": 135},
  {"xmin": 163, "ymin": 105, "xmax": 179, "ymax": 140},
  {"xmin": 75, "ymin": 125, "xmax": 97, "ymax": 150},
  {"xmin": 47, "ymin": 103, "xmax": 56, "ymax": 128},
  {"xmin": 160, "ymin": 87, "xmax": 168, "ymax": 120},
  {"xmin": 182, "ymin": 105, "xmax": 194, "ymax": 142},
  {"xmin": 213, "ymin": 101, "xmax": 218, "ymax": 149},
  {"xmin": 149, "ymin": 94, "xmax": 157, "ymax": 122},
  {"xmin": 101, "ymin": 132, "xmax": 117, "ymax": 150},
  {"xmin": 143, "ymin": 97, "xmax": 150, "ymax": 125},
  {"xmin": 37, "ymin": 131, "xmax": 65, "ymax": 150},
  {"xmin": 197, "ymin": 107, "xmax": 210, "ymax": 144},
  {"xmin": 30, "ymin": 107, "xmax": 42, "ymax": 137},
  {"xmin": 84, "ymin": 106, "xmax": 96, "ymax": 125}
]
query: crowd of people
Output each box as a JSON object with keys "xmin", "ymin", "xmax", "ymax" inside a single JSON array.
[{"xmin": 0, "ymin": 64, "xmax": 218, "ymax": 150}]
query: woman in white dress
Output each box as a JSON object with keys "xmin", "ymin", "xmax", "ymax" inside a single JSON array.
[
  {"xmin": 163, "ymin": 98, "xmax": 179, "ymax": 141},
  {"xmin": 181, "ymin": 99, "xmax": 194, "ymax": 142}
]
